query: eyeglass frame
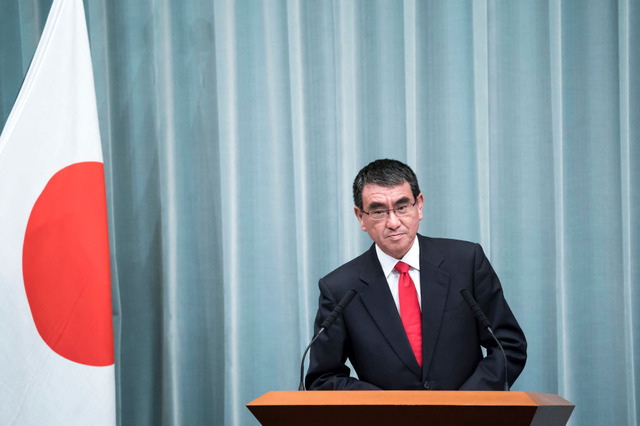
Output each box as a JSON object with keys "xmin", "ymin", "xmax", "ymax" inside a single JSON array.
[{"xmin": 360, "ymin": 198, "xmax": 418, "ymax": 221}]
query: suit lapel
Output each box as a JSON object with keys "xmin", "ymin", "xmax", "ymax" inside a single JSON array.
[
  {"xmin": 358, "ymin": 245, "xmax": 423, "ymax": 377},
  {"xmin": 418, "ymin": 236, "xmax": 451, "ymax": 380}
]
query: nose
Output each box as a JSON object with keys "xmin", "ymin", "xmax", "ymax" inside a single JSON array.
[{"xmin": 386, "ymin": 210, "xmax": 401, "ymax": 228}]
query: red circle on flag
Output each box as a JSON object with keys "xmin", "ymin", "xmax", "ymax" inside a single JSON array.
[{"xmin": 22, "ymin": 161, "xmax": 114, "ymax": 366}]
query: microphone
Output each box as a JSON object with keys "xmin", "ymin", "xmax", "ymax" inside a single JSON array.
[
  {"xmin": 460, "ymin": 289, "xmax": 510, "ymax": 391},
  {"xmin": 298, "ymin": 289, "xmax": 357, "ymax": 391}
]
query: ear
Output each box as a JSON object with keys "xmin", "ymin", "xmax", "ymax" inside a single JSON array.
[
  {"xmin": 416, "ymin": 193, "xmax": 424, "ymax": 221},
  {"xmin": 354, "ymin": 206, "xmax": 367, "ymax": 232}
]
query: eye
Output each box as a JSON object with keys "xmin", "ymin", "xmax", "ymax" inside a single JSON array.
[
  {"xmin": 371, "ymin": 210, "xmax": 386, "ymax": 215},
  {"xmin": 395, "ymin": 204, "xmax": 409, "ymax": 213}
]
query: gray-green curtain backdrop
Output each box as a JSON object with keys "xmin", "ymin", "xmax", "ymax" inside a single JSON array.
[{"xmin": 1, "ymin": 0, "xmax": 638, "ymax": 425}]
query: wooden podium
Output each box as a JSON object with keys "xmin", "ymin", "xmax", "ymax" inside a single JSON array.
[{"xmin": 247, "ymin": 391, "xmax": 574, "ymax": 425}]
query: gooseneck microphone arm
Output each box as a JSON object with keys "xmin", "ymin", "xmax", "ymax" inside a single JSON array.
[
  {"xmin": 298, "ymin": 289, "xmax": 357, "ymax": 391},
  {"xmin": 298, "ymin": 330, "xmax": 325, "ymax": 391},
  {"xmin": 460, "ymin": 289, "xmax": 510, "ymax": 391}
]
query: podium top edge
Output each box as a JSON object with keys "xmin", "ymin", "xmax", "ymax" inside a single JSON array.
[{"xmin": 247, "ymin": 391, "xmax": 574, "ymax": 408}]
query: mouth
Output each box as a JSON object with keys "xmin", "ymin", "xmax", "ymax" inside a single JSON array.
[{"xmin": 386, "ymin": 233, "xmax": 405, "ymax": 241}]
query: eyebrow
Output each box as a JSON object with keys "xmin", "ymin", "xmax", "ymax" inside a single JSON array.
[
  {"xmin": 366, "ymin": 197, "xmax": 412, "ymax": 210},
  {"xmin": 394, "ymin": 197, "xmax": 412, "ymax": 206},
  {"xmin": 366, "ymin": 202, "xmax": 386, "ymax": 210}
]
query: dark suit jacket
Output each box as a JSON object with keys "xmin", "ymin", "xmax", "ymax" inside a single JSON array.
[{"xmin": 305, "ymin": 235, "xmax": 527, "ymax": 390}]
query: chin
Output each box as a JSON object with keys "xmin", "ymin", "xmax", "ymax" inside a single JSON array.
[{"xmin": 384, "ymin": 245, "xmax": 409, "ymax": 259}]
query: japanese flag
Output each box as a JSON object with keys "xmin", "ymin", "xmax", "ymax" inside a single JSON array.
[{"xmin": 0, "ymin": 0, "xmax": 116, "ymax": 424}]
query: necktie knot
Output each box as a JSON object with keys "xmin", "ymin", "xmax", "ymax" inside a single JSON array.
[{"xmin": 394, "ymin": 261, "xmax": 410, "ymax": 274}]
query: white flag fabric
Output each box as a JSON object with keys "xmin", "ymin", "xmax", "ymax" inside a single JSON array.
[{"xmin": 0, "ymin": 0, "xmax": 116, "ymax": 424}]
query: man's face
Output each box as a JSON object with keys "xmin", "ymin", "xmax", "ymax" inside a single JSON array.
[{"xmin": 354, "ymin": 182, "xmax": 424, "ymax": 259}]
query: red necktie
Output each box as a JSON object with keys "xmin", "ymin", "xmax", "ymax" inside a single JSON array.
[{"xmin": 395, "ymin": 261, "xmax": 422, "ymax": 367}]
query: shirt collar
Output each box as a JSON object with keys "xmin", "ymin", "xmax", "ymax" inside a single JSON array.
[{"xmin": 375, "ymin": 236, "xmax": 420, "ymax": 278}]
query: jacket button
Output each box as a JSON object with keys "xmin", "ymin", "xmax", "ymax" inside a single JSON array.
[{"xmin": 423, "ymin": 381, "xmax": 431, "ymax": 390}]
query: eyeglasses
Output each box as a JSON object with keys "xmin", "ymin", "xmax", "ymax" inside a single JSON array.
[{"xmin": 361, "ymin": 200, "xmax": 418, "ymax": 221}]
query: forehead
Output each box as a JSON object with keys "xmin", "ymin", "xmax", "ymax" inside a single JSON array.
[{"xmin": 361, "ymin": 182, "xmax": 412, "ymax": 207}]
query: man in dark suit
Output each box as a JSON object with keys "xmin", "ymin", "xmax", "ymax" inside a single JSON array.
[{"xmin": 305, "ymin": 159, "xmax": 527, "ymax": 390}]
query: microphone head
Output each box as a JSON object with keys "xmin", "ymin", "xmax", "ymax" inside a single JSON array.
[
  {"xmin": 460, "ymin": 288, "xmax": 474, "ymax": 305},
  {"xmin": 320, "ymin": 289, "xmax": 358, "ymax": 330},
  {"xmin": 341, "ymin": 289, "xmax": 357, "ymax": 306},
  {"xmin": 460, "ymin": 289, "xmax": 492, "ymax": 330}
]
